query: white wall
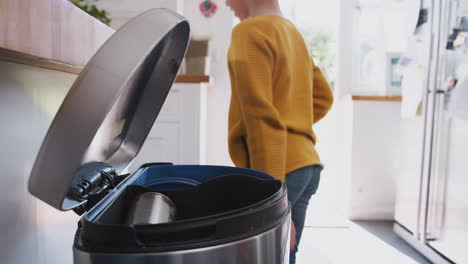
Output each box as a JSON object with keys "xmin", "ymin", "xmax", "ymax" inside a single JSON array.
[
  {"xmin": 96, "ymin": 0, "xmax": 182, "ymax": 29},
  {"xmin": 336, "ymin": 0, "xmax": 355, "ymax": 97},
  {"xmin": 182, "ymin": 0, "xmax": 234, "ymax": 166},
  {"xmin": 347, "ymin": 100, "xmax": 402, "ymax": 220},
  {"xmin": 335, "ymin": 0, "xmax": 403, "ymax": 221}
]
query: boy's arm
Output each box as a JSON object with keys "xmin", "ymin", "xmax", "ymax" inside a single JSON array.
[
  {"xmin": 312, "ymin": 61, "xmax": 334, "ymax": 123},
  {"xmin": 229, "ymin": 25, "xmax": 287, "ymax": 181}
]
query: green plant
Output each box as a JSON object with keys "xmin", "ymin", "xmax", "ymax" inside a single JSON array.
[
  {"xmin": 299, "ymin": 27, "xmax": 336, "ymax": 88},
  {"xmin": 70, "ymin": 0, "xmax": 111, "ymax": 26}
]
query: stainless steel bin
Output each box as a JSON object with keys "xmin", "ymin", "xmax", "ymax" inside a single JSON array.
[{"xmin": 28, "ymin": 9, "xmax": 290, "ymax": 264}]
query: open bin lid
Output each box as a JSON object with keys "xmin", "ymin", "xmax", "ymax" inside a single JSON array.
[{"xmin": 28, "ymin": 9, "xmax": 190, "ymax": 211}]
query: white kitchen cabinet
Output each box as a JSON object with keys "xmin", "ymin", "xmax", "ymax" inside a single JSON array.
[{"xmin": 128, "ymin": 83, "xmax": 208, "ymax": 171}]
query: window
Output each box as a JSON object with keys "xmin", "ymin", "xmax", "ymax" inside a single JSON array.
[{"xmin": 280, "ymin": 0, "xmax": 338, "ymax": 88}]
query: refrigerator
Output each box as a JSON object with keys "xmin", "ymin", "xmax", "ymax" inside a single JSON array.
[{"xmin": 394, "ymin": 0, "xmax": 468, "ymax": 263}]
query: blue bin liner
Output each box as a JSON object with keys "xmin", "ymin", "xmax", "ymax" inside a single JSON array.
[{"xmin": 131, "ymin": 165, "xmax": 275, "ymax": 191}]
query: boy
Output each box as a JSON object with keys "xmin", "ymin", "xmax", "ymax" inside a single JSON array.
[{"xmin": 225, "ymin": 0, "xmax": 334, "ymax": 263}]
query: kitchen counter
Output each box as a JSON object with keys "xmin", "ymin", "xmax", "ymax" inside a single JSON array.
[
  {"xmin": 0, "ymin": 0, "xmax": 210, "ymax": 84},
  {"xmin": 0, "ymin": 0, "xmax": 114, "ymax": 66},
  {"xmin": 0, "ymin": 47, "xmax": 211, "ymax": 84}
]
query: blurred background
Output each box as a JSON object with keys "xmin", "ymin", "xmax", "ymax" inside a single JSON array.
[{"xmin": 1, "ymin": 0, "xmax": 467, "ymax": 263}]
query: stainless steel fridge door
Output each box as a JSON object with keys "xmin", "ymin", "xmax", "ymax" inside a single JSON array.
[
  {"xmin": 394, "ymin": 116, "xmax": 426, "ymax": 235},
  {"xmin": 428, "ymin": 116, "xmax": 468, "ymax": 264},
  {"xmin": 394, "ymin": 0, "xmax": 436, "ymax": 239},
  {"xmin": 426, "ymin": 0, "xmax": 468, "ymax": 262},
  {"xmin": 424, "ymin": 0, "xmax": 457, "ymax": 243}
]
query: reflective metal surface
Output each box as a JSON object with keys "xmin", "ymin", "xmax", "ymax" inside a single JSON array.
[
  {"xmin": 394, "ymin": 223, "xmax": 451, "ymax": 264},
  {"xmin": 0, "ymin": 60, "xmax": 79, "ymax": 264},
  {"xmin": 425, "ymin": 0, "xmax": 458, "ymax": 244},
  {"xmin": 429, "ymin": 118, "xmax": 468, "ymax": 263},
  {"xmin": 394, "ymin": 117, "xmax": 425, "ymax": 235},
  {"xmin": 427, "ymin": 4, "xmax": 468, "ymax": 255},
  {"xmin": 394, "ymin": 0, "xmax": 435, "ymax": 239},
  {"xmin": 395, "ymin": 1, "xmax": 468, "ymax": 263},
  {"xmin": 28, "ymin": 9, "xmax": 190, "ymax": 211},
  {"xmin": 74, "ymin": 219, "xmax": 290, "ymax": 264},
  {"xmin": 127, "ymin": 192, "xmax": 176, "ymax": 225}
]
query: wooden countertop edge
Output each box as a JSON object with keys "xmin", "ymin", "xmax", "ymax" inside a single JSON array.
[
  {"xmin": 352, "ymin": 95, "xmax": 402, "ymax": 102},
  {"xmin": 0, "ymin": 47, "xmax": 211, "ymax": 84},
  {"xmin": 0, "ymin": 47, "xmax": 83, "ymax": 74},
  {"xmin": 0, "ymin": 0, "xmax": 115, "ymax": 66},
  {"xmin": 175, "ymin": 75, "xmax": 211, "ymax": 84}
]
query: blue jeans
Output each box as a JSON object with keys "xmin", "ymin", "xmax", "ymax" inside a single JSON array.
[{"xmin": 286, "ymin": 165, "xmax": 322, "ymax": 264}]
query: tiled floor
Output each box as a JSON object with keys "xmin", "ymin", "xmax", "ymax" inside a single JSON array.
[
  {"xmin": 290, "ymin": 106, "xmax": 432, "ymax": 263},
  {"xmin": 296, "ymin": 221, "xmax": 431, "ymax": 264}
]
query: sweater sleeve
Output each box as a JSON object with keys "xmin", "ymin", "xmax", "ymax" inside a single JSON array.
[
  {"xmin": 312, "ymin": 60, "xmax": 334, "ymax": 124},
  {"xmin": 229, "ymin": 25, "xmax": 287, "ymax": 181}
]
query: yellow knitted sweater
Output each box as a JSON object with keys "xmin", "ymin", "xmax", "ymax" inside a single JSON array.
[{"xmin": 228, "ymin": 15, "xmax": 333, "ymax": 182}]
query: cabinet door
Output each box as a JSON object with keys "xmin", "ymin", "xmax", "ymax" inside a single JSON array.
[
  {"xmin": 131, "ymin": 123, "xmax": 180, "ymax": 168},
  {"xmin": 128, "ymin": 83, "xmax": 206, "ymax": 172}
]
